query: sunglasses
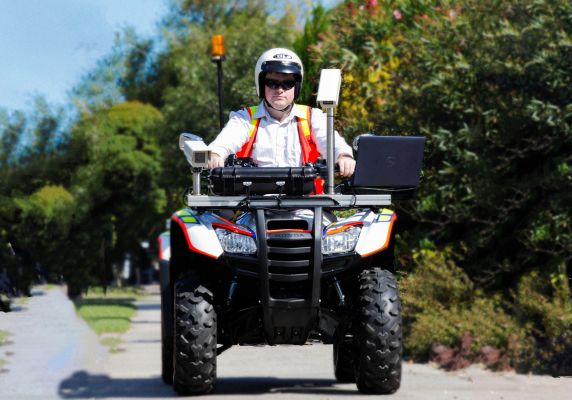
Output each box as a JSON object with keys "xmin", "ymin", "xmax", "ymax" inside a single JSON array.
[{"xmin": 264, "ymin": 78, "xmax": 296, "ymax": 90}]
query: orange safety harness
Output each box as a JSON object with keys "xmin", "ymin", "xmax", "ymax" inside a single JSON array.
[{"xmin": 236, "ymin": 105, "xmax": 324, "ymax": 194}]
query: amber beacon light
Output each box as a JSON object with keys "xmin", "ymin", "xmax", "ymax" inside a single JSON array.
[
  {"xmin": 212, "ymin": 35, "xmax": 226, "ymax": 129},
  {"xmin": 211, "ymin": 35, "xmax": 225, "ymax": 59}
]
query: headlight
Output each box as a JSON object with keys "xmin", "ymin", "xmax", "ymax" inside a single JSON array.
[
  {"xmin": 322, "ymin": 226, "xmax": 361, "ymax": 255},
  {"xmin": 215, "ymin": 228, "xmax": 257, "ymax": 254}
]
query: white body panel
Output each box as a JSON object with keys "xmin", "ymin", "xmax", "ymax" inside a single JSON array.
[
  {"xmin": 327, "ymin": 209, "xmax": 396, "ymax": 257},
  {"xmin": 158, "ymin": 232, "xmax": 171, "ymax": 261},
  {"xmin": 171, "ymin": 209, "xmax": 224, "ymax": 259},
  {"xmin": 169, "ymin": 208, "xmax": 395, "ymax": 260}
]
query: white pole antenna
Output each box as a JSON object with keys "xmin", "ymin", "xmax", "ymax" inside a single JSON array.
[{"xmin": 316, "ymin": 69, "xmax": 342, "ymax": 195}]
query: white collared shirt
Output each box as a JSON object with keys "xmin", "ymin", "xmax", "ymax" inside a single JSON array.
[{"xmin": 208, "ymin": 101, "xmax": 353, "ymax": 167}]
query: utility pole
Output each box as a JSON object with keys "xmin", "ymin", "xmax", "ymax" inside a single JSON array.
[{"xmin": 211, "ymin": 35, "xmax": 225, "ymax": 130}]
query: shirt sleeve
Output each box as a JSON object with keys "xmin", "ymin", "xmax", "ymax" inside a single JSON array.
[
  {"xmin": 310, "ymin": 107, "xmax": 354, "ymax": 161},
  {"xmin": 208, "ymin": 108, "xmax": 251, "ymax": 160}
]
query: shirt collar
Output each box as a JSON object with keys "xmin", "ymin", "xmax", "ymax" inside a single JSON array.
[{"xmin": 256, "ymin": 101, "xmax": 306, "ymax": 121}]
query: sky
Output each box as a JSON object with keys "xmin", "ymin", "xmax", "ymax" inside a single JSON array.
[
  {"xmin": 0, "ymin": 0, "xmax": 339, "ymax": 114},
  {"xmin": 0, "ymin": 0, "xmax": 168, "ymax": 112}
]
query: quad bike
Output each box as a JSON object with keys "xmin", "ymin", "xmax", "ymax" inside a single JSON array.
[
  {"xmin": 159, "ymin": 70, "xmax": 424, "ymax": 396},
  {"xmin": 158, "ymin": 137, "xmax": 424, "ymax": 396}
]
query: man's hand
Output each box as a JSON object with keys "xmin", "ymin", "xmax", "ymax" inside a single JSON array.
[
  {"xmin": 336, "ymin": 154, "xmax": 356, "ymax": 177},
  {"xmin": 208, "ymin": 153, "xmax": 225, "ymax": 169}
]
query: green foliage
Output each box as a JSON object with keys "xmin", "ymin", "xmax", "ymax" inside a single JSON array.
[
  {"xmin": 71, "ymin": 30, "xmax": 139, "ymax": 112},
  {"xmin": 0, "ymin": 109, "xmax": 26, "ymax": 169},
  {"xmin": 314, "ymin": 0, "xmax": 572, "ymax": 287},
  {"xmin": 15, "ymin": 185, "xmax": 74, "ymax": 224},
  {"xmin": 400, "ymin": 249, "xmax": 526, "ymax": 359},
  {"xmin": 0, "ymin": 329, "xmax": 9, "ymax": 369},
  {"xmin": 511, "ymin": 264, "xmax": 572, "ymax": 374},
  {"xmin": 401, "ymin": 249, "xmax": 572, "ymax": 373},
  {"xmin": 293, "ymin": 4, "xmax": 332, "ymax": 105},
  {"xmin": 1, "ymin": 98, "xmax": 166, "ymax": 296},
  {"xmin": 0, "ymin": 98, "xmax": 69, "ymax": 196},
  {"xmin": 64, "ymin": 101, "xmax": 166, "ymax": 294},
  {"xmin": 0, "ymin": 329, "xmax": 10, "ymax": 346},
  {"xmin": 12, "ymin": 185, "xmax": 75, "ymax": 267}
]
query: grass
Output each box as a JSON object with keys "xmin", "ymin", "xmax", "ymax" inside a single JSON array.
[
  {"xmin": 0, "ymin": 294, "xmax": 11, "ymax": 311},
  {"xmin": 0, "ymin": 329, "xmax": 10, "ymax": 370},
  {"xmin": 43, "ymin": 283, "xmax": 59, "ymax": 290},
  {"xmin": 15, "ymin": 296, "xmax": 29, "ymax": 306},
  {"xmin": 100, "ymin": 336, "xmax": 123, "ymax": 353},
  {"xmin": 0, "ymin": 329, "xmax": 10, "ymax": 346},
  {"xmin": 75, "ymin": 287, "xmax": 143, "ymax": 340}
]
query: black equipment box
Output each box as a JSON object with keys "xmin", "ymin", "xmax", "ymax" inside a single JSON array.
[{"xmin": 209, "ymin": 166, "xmax": 317, "ymax": 196}]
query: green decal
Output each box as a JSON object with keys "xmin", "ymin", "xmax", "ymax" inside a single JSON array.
[
  {"xmin": 176, "ymin": 209, "xmax": 197, "ymax": 224},
  {"xmin": 377, "ymin": 210, "xmax": 394, "ymax": 222}
]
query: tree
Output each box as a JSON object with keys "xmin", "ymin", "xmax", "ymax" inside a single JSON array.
[
  {"xmin": 146, "ymin": 0, "xmax": 301, "ymax": 210},
  {"xmin": 310, "ymin": 0, "xmax": 572, "ymax": 372},
  {"xmin": 293, "ymin": 4, "xmax": 332, "ymax": 106},
  {"xmin": 313, "ymin": 0, "xmax": 572, "ymax": 287},
  {"xmin": 67, "ymin": 101, "xmax": 166, "ymax": 293}
]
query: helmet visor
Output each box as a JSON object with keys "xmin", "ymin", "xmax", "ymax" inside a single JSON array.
[{"xmin": 261, "ymin": 61, "xmax": 302, "ymax": 78}]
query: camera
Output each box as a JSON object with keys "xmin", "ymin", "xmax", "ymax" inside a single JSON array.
[{"xmin": 179, "ymin": 133, "xmax": 211, "ymax": 169}]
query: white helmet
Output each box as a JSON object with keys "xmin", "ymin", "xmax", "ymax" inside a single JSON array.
[{"xmin": 254, "ymin": 48, "xmax": 304, "ymax": 99}]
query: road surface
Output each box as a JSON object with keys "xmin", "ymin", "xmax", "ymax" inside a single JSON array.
[{"xmin": 1, "ymin": 285, "xmax": 571, "ymax": 399}]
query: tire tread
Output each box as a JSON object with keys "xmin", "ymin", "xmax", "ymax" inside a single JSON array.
[
  {"xmin": 355, "ymin": 268, "xmax": 402, "ymax": 394},
  {"xmin": 173, "ymin": 276, "xmax": 217, "ymax": 395}
]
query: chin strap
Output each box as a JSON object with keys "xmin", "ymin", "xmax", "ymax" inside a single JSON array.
[{"xmin": 264, "ymin": 99, "xmax": 293, "ymax": 114}]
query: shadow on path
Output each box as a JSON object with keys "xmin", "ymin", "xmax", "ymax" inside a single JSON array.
[
  {"xmin": 133, "ymin": 303, "xmax": 161, "ymax": 311},
  {"xmin": 58, "ymin": 371, "xmax": 352, "ymax": 398},
  {"xmin": 216, "ymin": 377, "xmax": 353, "ymax": 396},
  {"xmin": 59, "ymin": 371, "xmax": 174, "ymax": 398}
]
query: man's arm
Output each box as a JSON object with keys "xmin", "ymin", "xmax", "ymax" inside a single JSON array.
[{"xmin": 207, "ymin": 109, "xmax": 251, "ymax": 169}]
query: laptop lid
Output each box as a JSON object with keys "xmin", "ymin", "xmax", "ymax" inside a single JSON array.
[{"xmin": 352, "ymin": 136, "xmax": 426, "ymax": 188}]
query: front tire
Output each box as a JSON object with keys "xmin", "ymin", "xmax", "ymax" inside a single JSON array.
[
  {"xmin": 355, "ymin": 268, "xmax": 402, "ymax": 394},
  {"xmin": 173, "ymin": 274, "xmax": 217, "ymax": 395}
]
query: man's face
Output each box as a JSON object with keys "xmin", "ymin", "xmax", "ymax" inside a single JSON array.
[{"xmin": 264, "ymin": 72, "xmax": 296, "ymax": 110}]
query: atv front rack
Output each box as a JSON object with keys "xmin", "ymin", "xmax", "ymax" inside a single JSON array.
[{"xmin": 186, "ymin": 194, "xmax": 392, "ymax": 209}]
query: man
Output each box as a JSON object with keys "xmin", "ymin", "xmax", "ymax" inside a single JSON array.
[{"xmin": 208, "ymin": 48, "xmax": 356, "ymax": 185}]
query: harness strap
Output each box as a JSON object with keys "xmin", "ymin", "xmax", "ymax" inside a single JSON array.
[{"xmin": 236, "ymin": 106, "xmax": 260, "ymax": 158}]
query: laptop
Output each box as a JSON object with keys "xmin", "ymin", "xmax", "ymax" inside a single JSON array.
[{"xmin": 351, "ymin": 136, "xmax": 426, "ymax": 190}]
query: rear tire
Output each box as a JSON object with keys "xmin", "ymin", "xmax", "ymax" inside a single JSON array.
[
  {"xmin": 161, "ymin": 340, "xmax": 173, "ymax": 385},
  {"xmin": 173, "ymin": 274, "xmax": 217, "ymax": 395},
  {"xmin": 355, "ymin": 268, "xmax": 402, "ymax": 394},
  {"xmin": 333, "ymin": 330, "xmax": 356, "ymax": 383},
  {"xmin": 160, "ymin": 269, "xmax": 173, "ymax": 385}
]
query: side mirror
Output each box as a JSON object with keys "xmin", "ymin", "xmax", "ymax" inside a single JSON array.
[{"xmin": 179, "ymin": 133, "xmax": 211, "ymax": 169}]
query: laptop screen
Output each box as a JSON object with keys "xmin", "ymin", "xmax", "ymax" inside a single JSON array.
[{"xmin": 352, "ymin": 136, "xmax": 426, "ymax": 188}]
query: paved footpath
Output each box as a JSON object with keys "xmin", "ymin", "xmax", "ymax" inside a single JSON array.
[
  {"xmin": 1, "ymin": 285, "xmax": 572, "ymax": 399},
  {"xmin": 0, "ymin": 286, "xmax": 107, "ymax": 399}
]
